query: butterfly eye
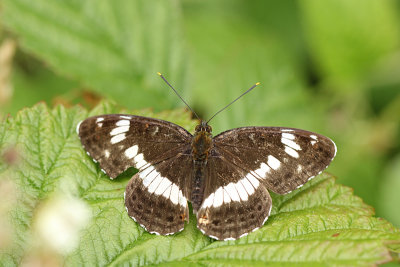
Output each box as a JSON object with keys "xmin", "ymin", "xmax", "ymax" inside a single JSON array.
[{"xmin": 206, "ymin": 125, "xmax": 212, "ymax": 133}]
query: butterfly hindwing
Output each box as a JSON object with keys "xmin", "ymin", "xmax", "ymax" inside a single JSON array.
[
  {"xmin": 77, "ymin": 114, "xmax": 192, "ymax": 178},
  {"xmin": 125, "ymin": 154, "xmax": 193, "ymax": 235},
  {"xmin": 213, "ymin": 127, "xmax": 336, "ymax": 194},
  {"xmin": 197, "ymin": 156, "xmax": 272, "ymax": 240}
]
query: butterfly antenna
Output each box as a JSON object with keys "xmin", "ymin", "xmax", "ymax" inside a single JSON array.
[
  {"xmin": 157, "ymin": 72, "xmax": 201, "ymax": 121},
  {"xmin": 206, "ymin": 82, "xmax": 260, "ymax": 124}
]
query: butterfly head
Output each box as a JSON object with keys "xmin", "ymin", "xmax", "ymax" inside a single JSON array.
[{"xmin": 195, "ymin": 121, "xmax": 212, "ymax": 133}]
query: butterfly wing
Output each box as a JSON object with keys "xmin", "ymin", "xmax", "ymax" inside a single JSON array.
[
  {"xmin": 77, "ymin": 114, "xmax": 192, "ymax": 178},
  {"xmin": 197, "ymin": 155, "xmax": 272, "ymax": 240},
  {"xmin": 125, "ymin": 153, "xmax": 193, "ymax": 235},
  {"xmin": 77, "ymin": 114, "xmax": 193, "ymax": 235},
  {"xmin": 196, "ymin": 126, "xmax": 336, "ymax": 240},
  {"xmin": 213, "ymin": 127, "xmax": 337, "ymax": 194}
]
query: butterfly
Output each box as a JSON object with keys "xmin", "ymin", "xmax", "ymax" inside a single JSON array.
[{"xmin": 77, "ymin": 74, "xmax": 336, "ymax": 240}]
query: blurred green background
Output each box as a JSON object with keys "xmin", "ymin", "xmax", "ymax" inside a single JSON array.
[{"xmin": 1, "ymin": 0, "xmax": 399, "ymax": 232}]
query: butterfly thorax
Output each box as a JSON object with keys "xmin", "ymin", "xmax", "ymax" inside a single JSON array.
[
  {"xmin": 191, "ymin": 122, "xmax": 213, "ymax": 161},
  {"xmin": 191, "ymin": 122, "xmax": 213, "ymax": 212}
]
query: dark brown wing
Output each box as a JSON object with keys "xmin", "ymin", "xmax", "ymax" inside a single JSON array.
[
  {"xmin": 213, "ymin": 127, "xmax": 336, "ymax": 194},
  {"xmin": 77, "ymin": 114, "xmax": 192, "ymax": 179},
  {"xmin": 125, "ymin": 153, "xmax": 193, "ymax": 235},
  {"xmin": 196, "ymin": 156, "xmax": 272, "ymax": 240},
  {"xmin": 77, "ymin": 114, "xmax": 194, "ymax": 236}
]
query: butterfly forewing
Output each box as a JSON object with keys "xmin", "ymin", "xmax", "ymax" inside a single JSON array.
[
  {"xmin": 213, "ymin": 127, "xmax": 336, "ymax": 194},
  {"xmin": 77, "ymin": 114, "xmax": 192, "ymax": 178}
]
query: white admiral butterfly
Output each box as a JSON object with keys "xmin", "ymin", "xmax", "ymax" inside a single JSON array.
[{"xmin": 77, "ymin": 74, "xmax": 336, "ymax": 240}]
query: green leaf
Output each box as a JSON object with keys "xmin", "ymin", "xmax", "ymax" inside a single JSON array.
[
  {"xmin": 2, "ymin": 0, "xmax": 187, "ymax": 109},
  {"xmin": 1, "ymin": 103, "xmax": 399, "ymax": 266}
]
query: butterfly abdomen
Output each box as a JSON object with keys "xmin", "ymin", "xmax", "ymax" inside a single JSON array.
[{"xmin": 191, "ymin": 160, "xmax": 207, "ymax": 212}]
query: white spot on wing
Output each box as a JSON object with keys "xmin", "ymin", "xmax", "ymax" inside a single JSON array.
[
  {"xmin": 200, "ymin": 173, "xmax": 260, "ymax": 209},
  {"xmin": 249, "ymin": 133, "xmax": 255, "ymax": 142},
  {"xmin": 133, "ymin": 156, "xmax": 187, "ymax": 207},
  {"xmin": 116, "ymin": 120, "xmax": 130, "ymax": 126},
  {"xmin": 147, "ymin": 175, "xmax": 163, "ymax": 193},
  {"xmin": 246, "ymin": 173, "xmax": 260, "ymax": 188},
  {"xmin": 141, "ymin": 168, "xmax": 158, "ymax": 187},
  {"xmin": 178, "ymin": 191, "xmax": 187, "ymax": 207},
  {"xmin": 169, "ymin": 184, "xmax": 180, "ymax": 205},
  {"xmin": 281, "ymin": 129, "xmax": 294, "ymax": 132},
  {"xmin": 282, "ymin": 133, "xmax": 295, "ymax": 140},
  {"xmin": 308, "ymin": 174, "xmax": 316, "ymax": 181},
  {"xmin": 297, "ymin": 165, "xmax": 303, "ymax": 173},
  {"xmin": 235, "ymin": 181, "xmax": 248, "ymax": 201},
  {"xmin": 223, "ymin": 188, "xmax": 231, "ymax": 204},
  {"xmin": 134, "ymin": 153, "xmax": 146, "ymax": 169},
  {"xmin": 267, "ymin": 155, "xmax": 281, "ymax": 170},
  {"xmin": 76, "ymin": 120, "xmax": 82, "ymax": 134},
  {"xmin": 281, "ymin": 138, "xmax": 301, "ymax": 151},
  {"xmin": 285, "ymin": 146, "xmax": 299, "ymax": 158},
  {"xmin": 311, "ymin": 140, "xmax": 317, "ymax": 145},
  {"xmin": 149, "ymin": 230, "xmax": 161, "ymax": 235},
  {"xmin": 96, "ymin": 117, "xmax": 104, "ymax": 123},
  {"xmin": 110, "ymin": 126, "xmax": 129, "ymax": 136},
  {"xmin": 104, "ymin": 150, "xmax": 110, "ymax": 158},
  {"xmin": 139, "ymin": 165, "xmax": 154, "ymax": 179},
  {"xmin": 241, "ymin": 178, "xmax": 255, "ymax": 195},
  {"xmin": 332, "ymin": 139, "xmax": 337, "ymax": 157},
  {"xmin": 225, "ymin": 183, "xmax": 240, "ymax": 202},
  {"xmin": 110, "ymin": 133, "xmax": 126, "ymax": 144},
  {"xmin": 120, "ymin": 115, "xmax": 131, "ymax": 119},
  {"xmin": 209, "ymin": 235, "xmax": 219, "ymax": 240},
  {"xmin": 253, "ymin": 162, "xmax": 270, "ymax": 178},
  {"xmin": 203, "ymin": 193, "xmax": 214, "ymax": 208},
  {"xmin": 125, "ymin": 145, "xmax": 138, "ymax": 159},
  {"xmin": 310, "ymin": 135, "xmax": 318, "ymax": 140},
  {"xmin": 239, "ymin": 232, "xmax": 249, "ymax": 238},
  {"xmin": 213, "ymin": 187, "xmax": 224, "ymax": 207},
  {"xmin": 154, "ymin": 178, "xmax": 172, "ymax": 195},
  {"xmin": 151, "ymin": 126, "xmax": 159, "ymax": 136},
  {"xmin": 262, "ymin": 205, "xmax": 272, "ymax": 224}
]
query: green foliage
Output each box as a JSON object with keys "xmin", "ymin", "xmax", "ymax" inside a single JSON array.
[
  {"xmin": 1, "ymin": 0, "xmax": 400, "ymax": 265},
  {"xmin": 2, "ymin": 0, "xmax": 187, "ymax": 109},
  {"xmin": 0, "ymin": 103, "xmax": 399, "ymax": 266}
]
